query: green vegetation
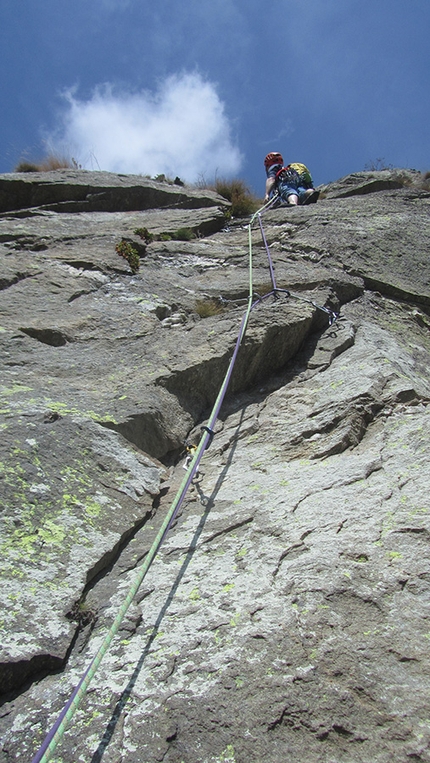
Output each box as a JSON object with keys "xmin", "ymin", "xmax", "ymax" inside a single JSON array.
[
  {"xmin": 159, "ymin": 228, "xmax": 196, "ymax": 241},
  {"xmin": 173, "ymin": 227, "xmax": 196, "ymax": 241},
  {"xmin": 67, "ymin": 596, "xmax": 98, "ymax": 627},
  {"xmin": 356, "ymin": 554, "xmax": 369, "ymax": 563},
  {"xmin": 115, "ymin": 239, "xmax": 140, "ymax": 274},
  {"xmin": 134, "ymin": 227, "xmax": 154, "ymax": 243},
  {"xmin": 134, "ymin": 226, "xmax": 196, "ymax": 243}
]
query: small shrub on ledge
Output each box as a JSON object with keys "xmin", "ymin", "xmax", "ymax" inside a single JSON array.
[
  {"xmin": 135, "ymin": 227, "xmax": 196, "ymax": 242},
  {"xmin": 116, "ymin": 239, "xmax": 140, "ymax": 274}
]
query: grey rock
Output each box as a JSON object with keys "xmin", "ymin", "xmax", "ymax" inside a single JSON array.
[
  {"xmin": 1, "ymin": 169, "xmax": 430, "ymax": 763},
  {"xmin": 0, "ymin": 170, "xmax": 230, "ymax": 213},
  {"xmin": 0, "ymin": 413, "xmax": 166, "ymax": 695},
  {"xmin": 319, "ymin": 168, "xmax": 424, "ymax": 198},
  {"xmin": 260, "ymin": 185, "xmax": 430, "ymax": 305}
]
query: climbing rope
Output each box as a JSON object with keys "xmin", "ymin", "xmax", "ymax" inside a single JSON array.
[
  {"xmin": 31, "ymin": 196, "xmax": 337, "ymax": 763},
  {"xmin": 254, "ymin": 195, "xmax": 339, "ymax": 323}
]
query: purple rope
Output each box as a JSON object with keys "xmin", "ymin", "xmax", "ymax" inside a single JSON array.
[
  {"xmin": 30, "ymin": 304, "xmax": 253, "ymax": 763},
  {"xmin": 163, "ymin": 307, "xmax": 252, "ymax": 544},
  {"xmin": 258, "ymin": 213, "xmax": 277, "ymax": 291},
  {"xmin": 30, "ymin": 665, "xmax": 92, "ymax": 763}
]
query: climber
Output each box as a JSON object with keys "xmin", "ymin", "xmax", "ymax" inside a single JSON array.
[{"xmin": 264, "ymin": 152, "xmax": 319, "ymax": 206}]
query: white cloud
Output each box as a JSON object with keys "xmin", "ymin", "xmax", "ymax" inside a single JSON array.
[{"xmin": 46, "ymin": 73, "xmax": 243, "ymax": 182}]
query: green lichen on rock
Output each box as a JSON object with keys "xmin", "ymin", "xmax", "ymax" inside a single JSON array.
[{"xmin": 0, "ymin": 410, "xmax": 162, "ymax": 687}]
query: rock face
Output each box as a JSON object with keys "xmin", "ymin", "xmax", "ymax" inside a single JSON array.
[
  {"xmin": 1, "ymin": 169, "xmax": 430, "ymax": 763},
  {"xmin": 0, "ymin": 169, "xmax": 224, "ymax": 213}
]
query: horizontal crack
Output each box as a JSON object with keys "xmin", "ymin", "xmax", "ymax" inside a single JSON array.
[
  {"xmin": 0, "ymin": 271, "xmax": 41, "ymax": 291},
  {"xmin": 203, "ymin": 516, "xmax": 254, "ymax": 544}
]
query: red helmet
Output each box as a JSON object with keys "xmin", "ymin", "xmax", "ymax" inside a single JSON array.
[{"xmin": 264, "ymin": 151, "xmax": 283, "ymax": 168}]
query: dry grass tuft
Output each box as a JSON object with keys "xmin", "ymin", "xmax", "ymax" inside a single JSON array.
[
  {"xmin": 15, "ymin": 155, "xmax": 81, "ymax": 172},
  {"xmin": 194, "ymin": 298, "xmax": 225, "ymax": 318},
  {"xmin": 196, "ymin": 176, "xmax": 261, "ymax": 218},
  {"xmin": 213, "ymin": 178, "xmax": 261, "ymax": 217}
]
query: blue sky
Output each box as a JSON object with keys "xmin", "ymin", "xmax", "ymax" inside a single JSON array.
[{"xmin": 1, "ymin": 0, "xmax": 429, "ymax": 194}]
